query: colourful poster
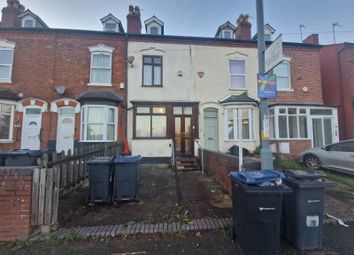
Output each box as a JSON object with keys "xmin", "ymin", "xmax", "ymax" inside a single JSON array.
[{"xmin": 258, "ymin": 73, "xmax": 277, "ymax": 99}]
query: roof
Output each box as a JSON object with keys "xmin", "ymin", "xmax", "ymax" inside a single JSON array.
[
  {"xmin": 0, "ymin": 89, "xmax": 20, "ymax": 101},
  {"xmin": 100, "ymin": 13, "xmax": 125, "ymax": 33},
  {"xmin": 144, "ymin": 16, "xmax": 164, "ymax": 35},
  {"xmin": 77, "ymin": 90, "xmax": 123, "ymax": 104},
  {"xmin": 215, "ymin": 21, "xmax": 236, "ymax": 37},
  {"xmin": 18, "ymin": 9, "xmax": 49, "ymax": 28},
  {"xmin": 219, "ymin": 93, "xmax": 259, "ymax": 104}
]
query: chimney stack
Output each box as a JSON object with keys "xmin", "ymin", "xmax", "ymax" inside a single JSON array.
[
  {"xmin": 303, "ymin": 34, "xmax": 319, "ymax": 45},
  {"xmin": 127, "ymin": 5, "xmax": 142, "ymax": 34},
  {"xmin": 1, "ymin": 0, "xmax": 25, "ymax": 28},
  {"xmin": 235, "ymin": 14, "xmax": 251, "ymax": 40}
]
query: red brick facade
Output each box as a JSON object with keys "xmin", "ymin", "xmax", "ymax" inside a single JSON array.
[
  {"xmin": 0, "ymin": 168, "xmax": 33, "ymax": 241},
  {"xmin": 320, "ymin": 43, "xmax": 354, "ymax": 140},
  {"xmin": 0, "ymin": 29, "xmax": 127, "ymax": 151}
]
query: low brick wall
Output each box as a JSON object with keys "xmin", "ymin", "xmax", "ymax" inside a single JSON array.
[
  {"xmin": 0, "ymin": 167, "xmax": 34, "ymax": 241},
  {"xmin": 202, "ymin": 150, "xmax": 239, "ymax": 194}
]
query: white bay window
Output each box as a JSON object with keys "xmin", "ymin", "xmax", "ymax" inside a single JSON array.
[
  {"xmin": 225, "ymin": 108, "xmax": 254, "ymax": 141},
  {"xmin": 81, "ymin": 105, "xmax": 117, "ymax": 141}
]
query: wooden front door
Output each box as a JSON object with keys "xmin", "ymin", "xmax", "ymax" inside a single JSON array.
[{"xmin": 174, "ymin": 106, "xmax": 194, "ymax": 155}]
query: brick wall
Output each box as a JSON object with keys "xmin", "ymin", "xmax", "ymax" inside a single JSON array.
[
  {"xmin": 270, "ymin": 139, "xmax": 312, "ymax": 159},
  {"xmin": 270, "ymin": 46, "xmax": 323, "ymax": 105},
  {"xmin": 0, "ymin": 30, "xmax": 127, "ymax": 151},
  {"xmin": 0, "ymin": 167, "xmax": 33, "ymax": 241},
  {"xmin": 203, "ymin": 149, "xmax": 239, "ymax": 194}
]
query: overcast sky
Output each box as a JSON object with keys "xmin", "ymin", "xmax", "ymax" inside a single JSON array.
[{"xmin": 6, "ymin": 0, "xmax": 354, "ymax": 44}]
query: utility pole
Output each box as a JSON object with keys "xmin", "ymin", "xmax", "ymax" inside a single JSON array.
[{"xmin": 256, "ymin": 0, "xmax": 273, "ymax": 170}]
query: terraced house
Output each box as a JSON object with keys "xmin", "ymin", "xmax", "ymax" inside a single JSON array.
[
  {"xmin": 0, "ymin": 0, "xmax": 340, "ymax": 161},
  {"xmin": 0, "ymin": 0, "xmax": 127, "ymax": 153}
]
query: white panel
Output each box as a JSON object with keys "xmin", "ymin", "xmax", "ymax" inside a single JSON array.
[
  {"xmin": 132, "ymin": 139, "xmax": 172, "ymax": 157},
  {"xmin": 279, "ymin": 142, "xmax": 290, "ymax": 154}
]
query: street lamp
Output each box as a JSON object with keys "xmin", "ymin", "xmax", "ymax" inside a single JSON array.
[{"xmin": 256, "ymin": 0, "xmax": 273, "ymax": 170}]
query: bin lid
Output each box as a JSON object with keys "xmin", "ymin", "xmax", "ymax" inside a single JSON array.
[
  {"xmin": 114, "ymin": 155, "xmax": 141, "ymax": 163},
  {"xmin": 284, "ymin": 177, "xmax": 335, "ymax": 189},
  {"xmin": 230, "ymin": 170, "xmax": 285, "ymax": 185},
  {"xmin": 284, "ymin": 169, "xmax": 326, "ymax": 179},
  {"xmin": 2, "ymin": 149, "xmax": 42, "ymax": 156},
  {"xmin": 87, "ymin": 156, "xmax": 114, "ymax": 164}
]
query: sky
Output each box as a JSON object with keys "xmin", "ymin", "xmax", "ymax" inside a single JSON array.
[{"xmin": 5, "ymin": 0, "xmax": 354, "ymax": 45}]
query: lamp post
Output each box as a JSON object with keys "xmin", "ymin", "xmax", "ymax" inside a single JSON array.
[{"xmin": 256, "ymin": 0, "xmax": 273, "ymax": 170}]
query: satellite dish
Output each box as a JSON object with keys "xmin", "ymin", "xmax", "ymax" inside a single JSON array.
[
  {"xmin": 55, "ymin": 86, "xmax": 66, "ymax": 95},
  {"xmin": 127, "ymin": 56, "xmax": 135, "ymax": 66}
]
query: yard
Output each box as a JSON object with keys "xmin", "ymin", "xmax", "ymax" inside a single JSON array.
[{"xmin": 58, "ymin": 165, "xmax": 232, "ymax": 228}]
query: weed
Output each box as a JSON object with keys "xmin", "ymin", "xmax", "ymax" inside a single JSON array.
[
  {"xmin": 67, "ymin": 232, "xmax": 84, "ymax": 241},
  {"xmin": 324, "ymin": 171, "xmax": 354, "ymax": 192},
  {"xmin": 127, "ymin": 220, "xmax": 135, "ymax": 226},
  {"xmin": 171, "ymin": 204, "xmax": 191, "ymax": 225},
  {"xmin": 15, "ymin": 239, "xmax": 32, "ymax": 247},
  {"xmin": 274, "ymin": 159, "xmax": 307, "ymax": 170}
]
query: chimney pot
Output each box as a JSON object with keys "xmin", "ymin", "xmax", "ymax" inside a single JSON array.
[
  {"xmin": 1, "ymin": 0, "xmax": 25, "ymax": 28},
  {"xmin": 127, "ymin": 5, "xmax": 142, "ymax": 34},
  {"xmin": 235, "ymin": 13, "xmax": 251, "ymax": 40}
]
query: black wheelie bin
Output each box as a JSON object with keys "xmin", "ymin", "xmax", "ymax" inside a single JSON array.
[
  {"xmin": 282, "ymin": 169, "xmax": 335, "ymax": 250},
  {"xmin": 87, "ymin": 156, "xmax": 114, "ymax": 204},
  {"xmin": 230, "ymin": 170, "xmax": 291, "ymax": 255},
  {"xmin": 113, "ymin": 155, "xmax": 141, "ymax": 203}
]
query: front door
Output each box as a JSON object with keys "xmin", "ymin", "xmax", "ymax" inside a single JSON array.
[
  {"xmin": 312, "ymin": 117, "xmax": 334, "ymax": 147},
  {"xmin": 203, "ymin": 108, "xmax": 219, "ymax": 151},
  {"xmin": 56, "ymin": 107, "xmax": 75, "ymax": 154},
  {"xmin": 21, "ymin": 108, "xmax": 42, "ymax": 150},
  {"xmin": 174, "ymin": 106, "xmax": 194, "ymax": 155}
]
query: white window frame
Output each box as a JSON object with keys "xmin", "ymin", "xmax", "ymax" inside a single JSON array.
[
  {"xmin": 229, "ymin": 59, "xmax": 246, "ymax": 90},
  {"xmin": 224, "ymin": 108, "xmax": 254, "ymax": 141},
  {"xmin": 222, "ymin": 30, "xmax": 234, "ymax": 39},
  {"xmin": 88, "ymin": 44, "xmax": 114, "ymax": 86},
  {"xmin": 104, "ymin": 22, "xmax": 119, "ymax": 32},
  {"xmin": 274, "ymin": 60, "xmax": 292, "ymax": 91},
  {"xmin": 80, "ymin": 105, "xmax": 118, "ymax": 142},
  {"xmin": 0, "ymin": 40, "xmax": 16, "ymax": 83},
  {"xmin": 0, "ymin": 100, "xmax": 15, "ymax": 142},
  {"xmin": 21, "ymin": 16, "xmax": 36, "ymax": 28}
]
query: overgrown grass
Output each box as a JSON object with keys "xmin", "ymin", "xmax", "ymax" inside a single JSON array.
[
  {"xmin": 324, "ymin": 171, "xmax": 354, "ymax": 192},
  {"xmin": 275, "ymin": 159, "xmax": 354, "ymax": 192}
]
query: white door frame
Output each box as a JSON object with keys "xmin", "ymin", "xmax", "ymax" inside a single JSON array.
[
  {"xmin": 56, "ymin": 106, "xmax": 75, "ymax": 154},
  {"xmin": 21, "ymin": 106, "xmax": 42, "ymax": 150}
]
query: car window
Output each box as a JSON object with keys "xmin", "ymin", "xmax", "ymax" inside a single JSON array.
[{"xmin": 328, "ymin": 141, "xmax": 354, "ymax": 152}]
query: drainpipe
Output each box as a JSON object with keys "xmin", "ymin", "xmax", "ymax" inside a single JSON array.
[
  {"xmin": 336, "ymin": 44, "xmax": 347, "ymax": 140},
  {"xmin": 124, "ymin": 33, "xmax": 128, "ymax": 138}
]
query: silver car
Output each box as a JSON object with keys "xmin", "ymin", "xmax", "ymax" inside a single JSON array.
[{"xmin": 300, "ymin": 140, "xmax": 354, "ymax": 174}]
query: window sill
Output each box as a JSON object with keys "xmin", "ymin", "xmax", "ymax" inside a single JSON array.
[
  {"xmin": 228, "ymin": 88, "xmax": 248, "ymax": 91},
  {"xmin": 277, "ymin": 89, "xmax": 294, "ymax": 92},
  {"xmin": 270, "ymin": 138, "xmax": 311, "ymax": 141},
  {"xmin": 79, "ymin": 140, "xmax": 115, "ymax": 142},
  {"xmin": 87, "ymin": 83, "xmax": 112, "ymax": 87},
  {"xmin": 141, "ymin": 85, "xmax": 163, "ymax": 87},
  {"xmin": 0, "ymin": 80, "xmax": 12, "ymax": 84},
  {"xmin": 134, "ymin": 137, "xmax": 168, "ymax": 140},
  {"xmin": 0, "ymin": 140, "xmax": 14, "ymax": 143},
  {"xmin": 224, "ymin": 139, "xmax": 257, "ymax": 142}
]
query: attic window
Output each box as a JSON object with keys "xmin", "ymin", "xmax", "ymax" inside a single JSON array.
[
  {"xmin": 23, "ymin": 19, "xmax": 35, "ymax": 28},
  {"xmin": 222, "ymin": 30, "xmax": 233, "ymax": 39},
  {"xmin": 150, "ymin": 26, "xmax": 159, "ymax": 35},
  {"xmin": 104, "ymin": 23, "xmax": 118, "ymax": 32}
]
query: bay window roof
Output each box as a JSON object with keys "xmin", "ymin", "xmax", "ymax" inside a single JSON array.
[{"xmin": 77, "ymin": 90, "xmax": 123, "ymax": 106}]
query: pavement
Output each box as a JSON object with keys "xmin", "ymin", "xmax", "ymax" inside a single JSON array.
[{"xmin": 0, "ymin": 223, "xmax": 353, "ymax": 255}]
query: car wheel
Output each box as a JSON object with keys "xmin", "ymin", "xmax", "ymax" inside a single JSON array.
[{"xmin": 304, "ymin": 154, "xmax": 321, "ymax": 170}]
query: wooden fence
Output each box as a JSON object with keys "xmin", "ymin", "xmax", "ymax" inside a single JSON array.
[{"xmin": 31, "ymin": 141, "xmax": 123, "ymax": 233}]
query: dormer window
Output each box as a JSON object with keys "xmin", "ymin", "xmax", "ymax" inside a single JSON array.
[
  {"xmin": 215, "ymin": 21, "xmax": 236, "ymax": 39},
  {"xmin": 24, "ymin": 19, "xmax": 34, "ymax": 28},
  {"xmin": 104, "ymin": 22, "xmax": 118, "ymax": 32},
  {"xmin": 222, "ymin": 30, "xmax": 234, "ymax": 39},
  {"xmin": 144, "ymin": 16, "xmax": 164, "ymax": 35},
  {"xmin": 150, "ymin": 26, "xmax": 159, "ymax": 35},
  {"xmin": 100, "ymin": 13, "xmax": 124, "ymax": 33}
]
